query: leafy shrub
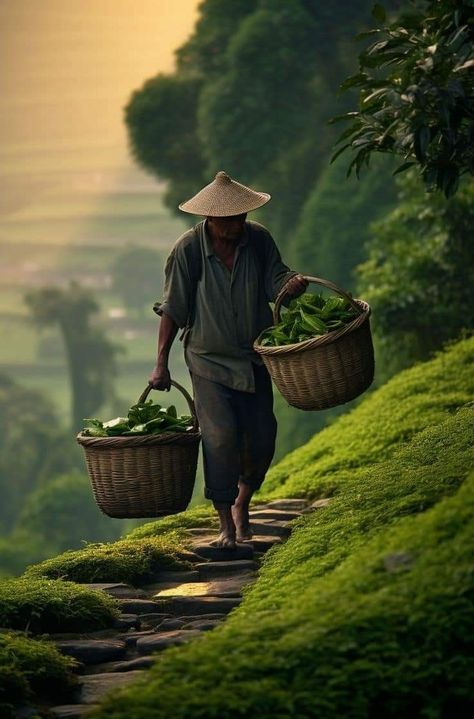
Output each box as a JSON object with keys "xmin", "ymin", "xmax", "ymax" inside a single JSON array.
[
  {"xmin": 0, "ymin": 632, "xmax": 78, "ymax": 719},
  {"xmin": 0, "ymin": 577, "xmax": 118, "ymax": 633},
  {"xmin": 25, "ymin": 534, "xmax": 193, "ymax": 586}
]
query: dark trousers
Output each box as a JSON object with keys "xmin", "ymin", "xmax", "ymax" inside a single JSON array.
[{"xmin": 190, "ymin": 364, "xmax": 277, "ymax": 503}]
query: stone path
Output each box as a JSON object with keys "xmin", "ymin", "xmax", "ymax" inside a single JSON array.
[{"xmin": 46, "ymin": 498, "xmax": 322, "ymax": 718}]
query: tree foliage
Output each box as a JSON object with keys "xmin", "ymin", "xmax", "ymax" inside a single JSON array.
[
  {"xmin": 357, "ymin": 171, "xmax": 474, "ymax": 378},
  {"xmin": 333, "ymin": 0, "xmax": 474, "ymax": 197},
  {"xmin": 24, "ymin": 283, "xmax": 121, "ymax": 431}
]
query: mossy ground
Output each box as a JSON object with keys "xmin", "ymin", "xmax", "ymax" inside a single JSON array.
[
  {"xmin": 0, "ymin": 577, "xmax": 119, "ymax": 633},
  {"xmin": 25, "ymin": 533, "xmax": 193, "ymax": 586},
  {"xmin": 0, "ymin": 631, "xmax": 78, "ymax": 719},
  {"xmin": 83, "ymin": 338, "xmax": 474, "ymax": 718},
  {"xmin": 126, "ymin": 505, "xmax": 217, "ymax": 540}
]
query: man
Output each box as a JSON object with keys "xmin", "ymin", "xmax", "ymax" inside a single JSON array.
[{"xmin": 149, "ymin": 171, "xmax": 307, "ymax": 548}]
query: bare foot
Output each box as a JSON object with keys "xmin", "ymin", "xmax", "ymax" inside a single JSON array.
[
  {"xmin": 232, "ymin": 503, "xmax": 253, "ymax": 542},
  {"xmin": 211, "ymin": 532, "xmax": 237, "ymax": 549}
]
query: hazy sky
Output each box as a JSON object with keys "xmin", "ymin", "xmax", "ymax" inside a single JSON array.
[{"xmin": 0, "ymin": 0, "xmax": 199, "ymax": 161}]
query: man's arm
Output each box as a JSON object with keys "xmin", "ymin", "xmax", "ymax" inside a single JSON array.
[{"xmin": 149, "ymin": 312, "xmax": 179, "ymax": 391}]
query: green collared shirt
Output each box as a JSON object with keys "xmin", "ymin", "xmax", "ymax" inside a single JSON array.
[{"xmin": 158, "ymin": 219, "xmax": 296, "ymax": 392}]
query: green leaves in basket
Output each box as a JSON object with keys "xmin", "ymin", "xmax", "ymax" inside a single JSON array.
[
  {"xmin": 81, "ymin": 400, "xmax": 193, "ymax": 437},
  {"xmin": 259, "ymin": 292, "xmax": 359, "ymax": 348}
]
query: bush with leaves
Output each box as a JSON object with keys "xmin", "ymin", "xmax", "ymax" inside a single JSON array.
[{"xmin": 333, "ymin": 0, "xmax": 474, "ymax": 196}]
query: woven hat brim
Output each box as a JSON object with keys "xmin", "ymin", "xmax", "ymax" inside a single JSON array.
[{"xmin": 178, "ymin": 174, "xmax": 271, "ymax": 216}]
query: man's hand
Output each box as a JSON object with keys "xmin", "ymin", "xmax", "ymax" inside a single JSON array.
[
  {"xmin": 284, "ymin": 274, "xmax": 309, "ymax": 298},
  {"xmin": 149, "ymin": 364, "xmax": 171, "ymax": 391}
]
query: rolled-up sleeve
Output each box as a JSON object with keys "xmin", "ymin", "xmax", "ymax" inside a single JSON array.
[
  {"xmin": 263, "ymin": 233, "xmax": 298, "ymax": 304},
  {"xmin": 155, "ymin": 243, "xmax": 191, "ymax": 329}
]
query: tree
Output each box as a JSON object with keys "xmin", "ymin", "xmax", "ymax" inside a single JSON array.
[
  {"xmin": 111, "ymin": 245, "xmax": 163, "ymax": 317},
  {"xmin": 0, "ymin": 374, "xmax": 79, "ymax": 533},
  {"xmin": 332, "ymin": 1, "xmax": 474, "ymax": 197},
  {"xmin": 24, "ymin": 282, "xmax": 121, "ymax": 431},
  {"xmin": 357, "ymin": 171, "xmax": 474, "ymax": 379}
]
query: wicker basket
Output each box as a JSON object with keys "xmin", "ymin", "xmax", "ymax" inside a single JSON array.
[
  {"xmin": 254, "ymin": 276, "xmax": 374, "ymax": 411},
  {"xmin": 76, "ymin": 380, "xmax": 201, "ymax": 518}
]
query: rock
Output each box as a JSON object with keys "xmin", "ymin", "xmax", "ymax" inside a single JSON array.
[
  {"xmin": 136, "ymin": 629, "xmax": 201, "ymax": 654},
  {"xmin": 246, "ymin": 536, "xmax": 282, "ymax": 552},
  {"xmin": 113, "ymin": 614, "xmax": 140, "ymax": 630},
  {"xmin": 266, "ymin": 499, "xmax": 308, "ymax": 511},
  {"xmin": 176, "ymin": 613, "xmax": 226, "ymax": 622},
  {"xmin": 181, "ymin": 620, "xmax": 222, "ymax": 632},
  {"xmin": 192, "ymin": 542, "xmax": 254, "ymax": 562},
  {"xmin": 310, "ymin": 498, "xmax": 333, "ymax": 510},
  {"xmin": 117, "ymin": 598, "xmax": 163, "ymax": 615},
  {"xmin": 83, "ymin": 583, "xmax": 147, "ymax": 599},
  {"xmin": 53, "ymin": 639, "xmax": 126, "ymax": 665},
  {"xmin": 158, "ymin": 596, "xmax": 241, "ymax": 616},
  {"xmin": 152, "ymin": 573, "xmax": 254, "ymax": 600},
  {"xmin": 156, "ymin": 618, "xmax": 186, "ymax": 631},
  {"xmin": 92, "ymin": 656, "xmax": 158, "ymax": 673},
  {"xmin": 249, "ymin": 509, "xmax": 302, "ymax": 521},
  {"xmin": 75, "ymin": 671, "xmax": 145, "ymax": 704},
  {"xmin": 50, "ymin": 705, "xmax": 100, "ymax": 718},
  {"xmin": 116, "ymin": 629, "xmax": 156, "ymax": 646},
  {"xmin": 195, "ymin": 559, "xmax": 258, "ymax": 579},
  {"xmin": 248, "ymin": 520, "xmax": 291, "ymax": 538},
  {"xmin": 142, "ymin": 570, "xmax": 200, "ymax": 586},
  {"xmin": 134, "ymin": 613, "xmax": 172, "ymax": 626},
  {"xmin": 186, "ymin": 527, "xmax": 216, "ymax": 536}
]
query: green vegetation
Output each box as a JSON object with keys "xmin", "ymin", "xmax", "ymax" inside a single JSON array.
[
  {"xmin": 258, "ymin": 292, "xmax": 359, "ymax": 347},
  {"xmin": 262, "ymin": 336, "xmax": 474, "ymax": 498},
  {"xmin": 357, "ymin": 173, "xmax": 474, "ymax": 381},
  {"xmin": 0, "ymin": 577, "xmax": 118, "ymax": 633},
  {"xmin": 25, "ymin": 534, "xmax": 193, "ymax": 586},
  {"xmin": 334, "ymin": 1, "xmax": 474, "ymax": 197},
  {"xmin": 88, "ymin": 338, "xmax": 474, "ymax": 718},
  {"xmin": 0, "ymin": 632, "xmax": 78, "ymax": 719},
  {"xmin": 126, "ymin": 504, "xmax": 217, "ymax": 540},
  {"xmin": 82, "ymin": 399, "xmax": 193, "ymax": 437}
]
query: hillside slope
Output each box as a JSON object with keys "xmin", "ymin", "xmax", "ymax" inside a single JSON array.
[{"xmin": 87, "ymin": 338, "xmax": 474, "ymax": 718}]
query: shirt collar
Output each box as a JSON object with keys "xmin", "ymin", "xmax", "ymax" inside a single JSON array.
[{"xmin": 203, "ymin": 219, "xmax": 249, "ymax": 257}]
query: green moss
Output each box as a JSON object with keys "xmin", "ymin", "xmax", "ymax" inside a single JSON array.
[
  {"xmin": 0, "ymin": 577, "xmax": 119, "ymax": 633},
  {"xmin": 25, "ymin": 533, "xmax": 193, "ymax": 586},
  {"xmin": 88, "ymin": 437, "xmax": 474, "ymax": 718},
  {"xmin": 261, "ymin": 336, "xmax": 474, "ymax": 499},
  {"xmin": 126, "ymin": 504, "xmax": 217, "ymax": 540},
  {"xmin": 0, "ymin": 631, "xmax": 78, "ymax": 718}
]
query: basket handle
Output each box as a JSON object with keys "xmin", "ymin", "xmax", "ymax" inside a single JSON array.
[
  {"xmin": 138, "ymin": 380, "xmax": 199, "ymax": 431},
  {"xmin": 273, "ymin": 275, "xmax": 363, "ymax": 324}
]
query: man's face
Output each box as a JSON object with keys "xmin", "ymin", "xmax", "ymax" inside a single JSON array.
[{"xmin": 208, "ymin": 213, "xmax": 247, "ymax": 242}]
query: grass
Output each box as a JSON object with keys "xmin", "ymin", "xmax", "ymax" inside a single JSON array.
[
  {"xmin": 260, "ymin": 336, "xmax": 474, "ymax": 499},
  {"xmin": 126, "ymin": 505, "xmax": 217, "ymax": 540},
  {"xmin": 79, "ymin": 337, "xmax": 474, "ymax": 718},
  {"xmin": 0, "ymin": 632, "xmax": 78, "ymax": 719},
  {"xmin": 0, "ymin": 577, "xmax": 119, "ymax": 634},
  {"xmin": 25, "ymin": 534, "xmax": 194, "ymax": 586}
]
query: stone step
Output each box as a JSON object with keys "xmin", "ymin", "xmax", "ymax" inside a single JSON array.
[
  {"xmin": 191, "ymin": 541, "xmax": 254, "ymax": 562},
  {"xmin": 156, "ymin": 617, "xmax": 186, "ymax": 631},
  {"xmin": 143, "ymin": 570, "xmax": 200, "ymax": 586},
  {"xmin": 51, "ymin": 705, "xmax": 100, "ymax": 718},
  {"xmin": 176, "ymin": 613, "xmax": 226, "ymax": 622},
  {"xmin": 195, "ymin": 559, "xmax": 258, "ymax": 579},
  {"xmin": 151, "ymin": 573, "xmax": 255, "ymax": 600},
  {"xmin": 186, "ymin": 527, "xmax": 217, "ymax": 536},
  {"xmin": 245, "ymin": 536, "xmax": 282, "ymax": 553},
  {"xmin": 83, "ymin": 583, "xmax": 147, "ymax": 599},
  {"xmin": 116, "ymin": 630, "xmax": 156, "ymax": 647},
  {"xmin": 133, "ymin": 612, "xmax": 172, "ymax": 628},
  {"xmin": 248, "ymin": 520, "xmax": 291, "ymax": 538},
  {"xmin": 117, "ymin": 598, "xmax": 164, "ymax": 615},
  {"xmin": 266, "ymin": 499, "xmax": 308, "ymax": 511},
  {"xmin": 86, "ymin": 656, "xmax": 158, "ymax": 674},
  {"xmin": 75, "ymin": 671, "xmax": 145, "ymax": 704},
  {"xmin": 113, "ymin": 614, "xmax": 140, "ymax": 631},
  {"xmin": 181, "ymin": 619, "xmax": 222, "ymax": 632},
  {"xmin": 136, "ymin": 629, "xmax": 202, "ymax": 655},
  {"xmin": 157, "ymin": 595, "xmax": 241, "ymax": 616},
  {"xmin": 53, "ymin": 639, "xmax": 127, "ymax": 665},
  {"xmin": 248, "ymin": 509, "xmax": 302, "ymax": 522}
]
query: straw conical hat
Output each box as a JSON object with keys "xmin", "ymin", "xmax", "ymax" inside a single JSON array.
[{"xmin": 178, "ymin": 171, "xmax": 271, "ymax": 216}]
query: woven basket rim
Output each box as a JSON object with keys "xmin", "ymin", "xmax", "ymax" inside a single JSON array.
[
  {"xmin": 76, "ymin": 429, "xmax": 201, "ymax": 448},
  {"xmin": 254, "ymin": 298, "xmax": 371, "ymax": 356}
]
